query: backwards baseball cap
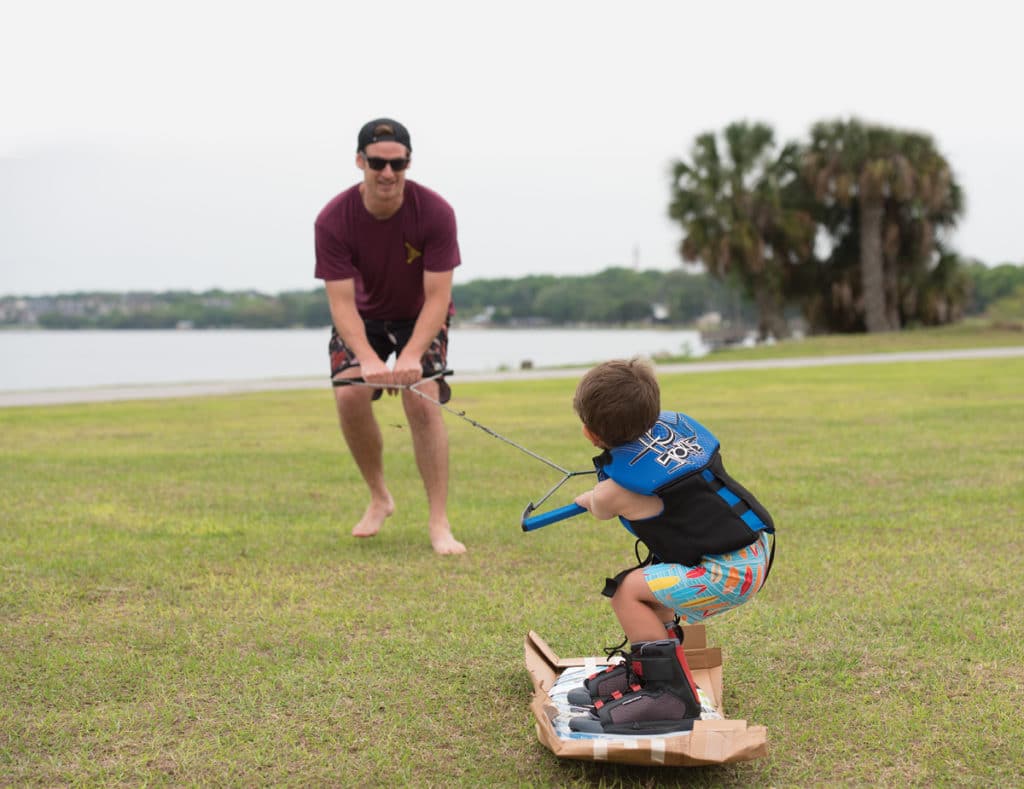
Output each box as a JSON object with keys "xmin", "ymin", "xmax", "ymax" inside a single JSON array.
[{"xmin": 357, "ymin": 118, "xmax": 412, "ymax": 153}]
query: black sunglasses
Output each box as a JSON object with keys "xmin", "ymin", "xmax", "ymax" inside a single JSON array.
[{"xmin": 363, "ymin": 154, "xmax": 410, "ymax": 172}]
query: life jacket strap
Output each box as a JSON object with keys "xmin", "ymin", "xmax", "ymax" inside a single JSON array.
[
  {"xmin": 702, "ymin": 468, "xmax": 777, "ymax": 586},
  {"xmin": 701, "ymin": 469, "xmax": 770, "ymax": 532}
]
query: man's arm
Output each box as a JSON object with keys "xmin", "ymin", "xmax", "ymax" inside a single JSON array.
[
  {"xmin": 392, "ymin": 269, "xmax": 453, "ymax": 385},
  {"xmin": 324, "ymin": 279, "xmax": 389, "ymax": 382}
]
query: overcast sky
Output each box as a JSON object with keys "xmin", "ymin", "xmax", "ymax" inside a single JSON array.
[{"xmin": 2, "ymin": 0, "xmax": 1021, "ymax": 297}]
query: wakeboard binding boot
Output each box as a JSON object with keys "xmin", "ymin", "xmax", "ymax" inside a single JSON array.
[
  {"xmin": 568, "ymin": 637, "xmax": 702, "ymax": 734},
  {"xmin": 566, "ymin": 622, "xmax": 685, "ymax": 708}
]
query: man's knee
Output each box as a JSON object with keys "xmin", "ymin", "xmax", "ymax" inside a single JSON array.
[
  {"xmin": 335, "ymin": 385, "xmax": 374, "ymax": 417},
  {"xmin": 401, "ymin": 385, "xmax": 440, "ymax": 419}
]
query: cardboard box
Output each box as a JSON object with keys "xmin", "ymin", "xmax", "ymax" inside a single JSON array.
[{"xmin": 524, "ymin": 626, "xmax": 768, "ymax": 766}]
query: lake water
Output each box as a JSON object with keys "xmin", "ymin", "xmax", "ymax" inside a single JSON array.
[{"xmin": 0, "ymin": 327, "xmax": 707, "ymax": 391}]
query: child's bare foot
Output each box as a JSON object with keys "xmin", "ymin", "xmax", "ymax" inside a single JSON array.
[
  {"xmin": 352, "ymin": 495, "xmax": 394, "ymax": 538},
  {"xmin": 430, "ymin": 522, "xmax": 466, "ymax": 555}
]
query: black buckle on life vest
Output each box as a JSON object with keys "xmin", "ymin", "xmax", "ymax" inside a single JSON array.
[{"xmin": 601, "ymin": 540, "xmax": 654, "ymax": 598}]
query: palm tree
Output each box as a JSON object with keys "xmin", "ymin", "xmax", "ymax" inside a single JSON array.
[
  {"xmin": 885, "ymin": 132, "xmax": 965, "ymax": 326},
  {"xmin": 803, "ymin": 119, "xmax": 963, "ymax": 332},
  {"xmin": 668, "ymin": 122, "xmax": 813, "ymax": 340},
  {"xmin": 910, "ymin": 250, "xmax": 971, "ymax": 325},
  {"xmin": 804, "ymin": 120, "xmax": 896, "ymax": 331}
]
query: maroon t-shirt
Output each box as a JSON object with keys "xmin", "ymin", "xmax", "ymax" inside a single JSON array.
[{"xmin": 314, "ymin": 180, "xmax": 461, "ymax": 321}]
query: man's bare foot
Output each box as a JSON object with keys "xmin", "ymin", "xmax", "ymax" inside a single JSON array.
[
  {"xmin": 430, "ymin": 523, "xmax": 466, "ymax": 555},
  {"xmin": 352, "ymin": 495, "xmax": 395, "ymax": 538}
]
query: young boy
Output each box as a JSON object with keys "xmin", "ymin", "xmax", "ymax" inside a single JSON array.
[{"xmin": 566, "ymin": 358, "xmax": 775, "ymax": 734}]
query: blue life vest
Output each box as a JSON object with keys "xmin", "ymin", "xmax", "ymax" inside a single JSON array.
[{"xmin": 597, "ymin": 411, "xmax": 774, "ymax": 567}]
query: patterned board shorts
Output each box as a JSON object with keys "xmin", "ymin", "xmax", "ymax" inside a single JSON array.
[
  {"xmin": 329, "ymin": 319, "xmax": 451, "ymax": 403},
  {"xmin": 644, "ymin": 532, "xmax": 773, "ymax": 624}
]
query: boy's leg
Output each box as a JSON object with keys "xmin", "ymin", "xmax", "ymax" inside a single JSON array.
[
  {"xmin": 565, "ymin": 614, "xmax": 685, "ymax": 707},
  {"xmin": 611, "ymin": 569, "xmax": 677, "ymax": 643},
  {"xmin": 569, "ymin": 572, "xmax": 704, "ymax": 732},
  {"xmin": 564, "ymin": 569, "xmax": 677, "ymax": 706},
  {"xmin": 570, "ymin": 540, "xmax": 771, "ymax": 719}
]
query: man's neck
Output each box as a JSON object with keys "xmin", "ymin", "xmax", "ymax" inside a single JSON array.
[{"xmin": 359, "ymin": 183, "xmax": 404, "ymax": 220}]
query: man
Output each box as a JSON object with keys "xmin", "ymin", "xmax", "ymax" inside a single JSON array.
[{"xmin": 314, "ymin": 118, "xmax": 465, "ymax": 555}]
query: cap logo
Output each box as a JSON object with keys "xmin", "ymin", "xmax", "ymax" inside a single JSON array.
[
  {"xmin": 370, "ymin": 123, "xmax": 397, "ymax": 142},
  {"xmin": 357, "ymin": 117, "xmax": 412, "ymax": 153}
]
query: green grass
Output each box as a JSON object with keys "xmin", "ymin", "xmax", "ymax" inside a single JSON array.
[
  {"xmin": 2, "ymin": 353, "xmax": 1023, "ymax": 786},
  {"xmin": 699, "ymin": 320, "xmax": 1024, "ymax": 361}
]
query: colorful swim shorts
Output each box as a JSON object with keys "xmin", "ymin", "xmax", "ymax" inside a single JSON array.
[
  {"xmin": 643, "ymin": 532, "xmax": 772, "ymax": 623},
  {"xmin": 329, "ymin": 318, "xmax": 450, "ymax": 403}
]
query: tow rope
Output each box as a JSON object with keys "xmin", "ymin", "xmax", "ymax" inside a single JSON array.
[{"xmin": 332, "ymin": 371, "xmax": 593, "ymax": 530}]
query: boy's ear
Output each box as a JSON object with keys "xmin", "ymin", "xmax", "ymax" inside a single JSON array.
[{"xmin": 582, "ymin": 425, "xmax": 606, "ymax": 448}]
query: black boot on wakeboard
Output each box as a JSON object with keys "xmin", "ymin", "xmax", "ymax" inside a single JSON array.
[
  {"xmin": 565, "ymin": 658, "xmax": 638, "ymax": 707},
  {"xmin": 568, "ymin": 638, "xmax": 701, "ymax": 735},
  {"xmin": 565, "ymin": 622, "xmax": 685, "ymax": 707}
]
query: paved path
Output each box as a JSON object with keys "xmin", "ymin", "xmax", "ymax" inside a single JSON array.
[{"xmin": 2, "ymin": 346, "xmax": 1022, "ymax": 408}]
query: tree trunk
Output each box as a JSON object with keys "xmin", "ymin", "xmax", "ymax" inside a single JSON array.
[
  {"xmin": 882, "ymin": 217, "xmax": 902, "ymax": 330},
  {"xmin": 754, "ymin": 282, "xmax": 790, "ymax": 341},
  {"xmin": 883, "ymin": 260, "xmax": 900, "ymax": 329},
  {"xmin": 859, "ymin": 198, "xmax": 889, "ymax": 332}
]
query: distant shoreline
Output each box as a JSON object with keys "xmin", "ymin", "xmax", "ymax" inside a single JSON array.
[{"xmin": 3, "ymin": 346, "xmax": 1023, "ymax": 408}]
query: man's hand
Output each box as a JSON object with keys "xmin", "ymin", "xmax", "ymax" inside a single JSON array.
[
  {"xmin": 358, "ymin": 355, "xmax": 395, "ymax": 393},
  {"xmin": 392, "ymin": 353, "xmax": 424, "ymax": 389}
]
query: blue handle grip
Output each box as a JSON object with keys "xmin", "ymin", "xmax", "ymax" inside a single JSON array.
[{"xmin": 522, "ymin": 502, "xmax": 586, "ymax": 531}]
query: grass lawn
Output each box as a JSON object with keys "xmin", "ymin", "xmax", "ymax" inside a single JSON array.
[
  {"xmin": 2, "ymin": 349, "xmax": 1022, "ymax": 785},
  {"xmin": 698, "ymin": 319, "xmax": 1024, "ymax": 361}
]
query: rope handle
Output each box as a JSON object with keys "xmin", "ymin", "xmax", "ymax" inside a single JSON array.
[
  {"xmin": 521, "ymin": 502, "xmax": 587, "ymax": 531},
  {"xmin": 331, "ymin": 369, "xmax": 454, "ymax": 387},
  {"xmin": 333, "ymin": 368, "xmax": 594, "ymax": 533}
]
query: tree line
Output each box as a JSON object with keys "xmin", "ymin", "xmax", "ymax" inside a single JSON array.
[
  {"xmin": 4, "ymin": 262, "xmax": 1020, "ymax": 331},
  {"xmin": 2, "ymin": 272, "xmax": 751, "ymax": 330}
]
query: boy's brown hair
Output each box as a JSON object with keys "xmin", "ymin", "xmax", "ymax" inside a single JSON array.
[{"xmin": 573, "ymin": 358, "xmax": 661, "ymax": 447}]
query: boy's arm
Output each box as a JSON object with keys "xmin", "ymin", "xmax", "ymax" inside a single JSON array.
[{"xmin": 575, "ymin": 479, "xmax": 662, "ymax": 522}]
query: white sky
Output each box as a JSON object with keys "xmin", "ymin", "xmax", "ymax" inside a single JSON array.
[{"xmin": 2, "ymin": 0, "xmax": 1022, "ymax": 296}]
